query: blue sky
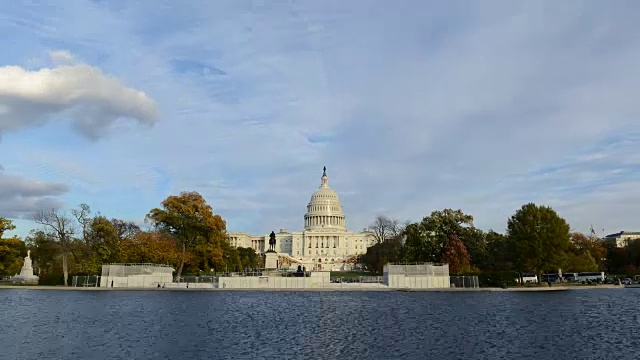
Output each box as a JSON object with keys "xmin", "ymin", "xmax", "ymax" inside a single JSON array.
[{"xmin": 2, "ymin": 1, "xmax": 640, "ymax": 239}]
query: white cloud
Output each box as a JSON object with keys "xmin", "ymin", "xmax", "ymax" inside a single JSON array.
[
  {"xmin": 0, "ymin": 171, "xmax": 69, "ymax": 219},
  {"xmin": 48, "ymin": 50, "xmax": 76, "ymax": 65},
  {"xmin": 0, "ymin": 52, "xmax": 159, "ymax": 139},
  {"xmin": 3, "ymin": 1, "xmax": 640, "ymax": 238}
]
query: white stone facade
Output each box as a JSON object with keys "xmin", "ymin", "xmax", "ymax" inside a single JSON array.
[
  {"xmin": 383, "ymin": 263, "xmax": 450, "ymax": 289},
  {"xmin": 100, "ymin": 264, "xmax": 174, "ymax": 288},
  {"xmin": 228, "ymin": 168, "xmax": 375, "ymax": 271},
  {"xmin": 603, "ymin": 231, "xmax": 640, "ymax": 248}
]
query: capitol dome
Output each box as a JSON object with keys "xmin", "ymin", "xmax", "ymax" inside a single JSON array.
[{"xmin": 304, "ymin": 167, "xmax": 346, "ymax": 231}]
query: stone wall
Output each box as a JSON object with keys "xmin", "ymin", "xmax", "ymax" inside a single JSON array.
[{"xmin": 219, "ymin": 272, "xmax": 330, "ymax": 289}]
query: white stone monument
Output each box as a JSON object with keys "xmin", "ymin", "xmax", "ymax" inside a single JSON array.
[
  {"xmin": 12, "ymin": 250, "xmax": 39, "ymax": 284},
  {"xmin": 264, "ymin": 230, "xmax": 279, "ymax": 269},
  {"xmin": 264, "ymin": 252, "xmax": 279, "ymax": 269}
]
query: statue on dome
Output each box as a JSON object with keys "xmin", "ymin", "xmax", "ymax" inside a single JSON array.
[
  {"xmin": 323, "ymin": 166, "xmax": 326, "ymax": 176},
  {"xmin": 268, "ymin": 231, "xmax": 276, "ymax": 252}
]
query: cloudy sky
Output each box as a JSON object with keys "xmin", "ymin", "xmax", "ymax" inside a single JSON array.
[{"xmin": 2, "ymin": 1, "xmax": 639, "ymax": 239}]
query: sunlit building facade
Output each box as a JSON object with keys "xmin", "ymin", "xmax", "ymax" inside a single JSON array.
[{"xmin": 227, "ymin": 168, "xmax": 375, "ymax": 271}]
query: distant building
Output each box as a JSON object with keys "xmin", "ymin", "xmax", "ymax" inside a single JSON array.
[
  {"xmin": 602, "ymin": 231, "xmax": 640, "ymax": 248},
  {"xmin": 227, "ymin": 167, "xmax": 375, "ymax": 271}
]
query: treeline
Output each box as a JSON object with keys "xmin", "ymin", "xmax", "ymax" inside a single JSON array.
[
  {"xmin": 0, "ymin": 192, "xmax": 260, "ymax": 285},
  {"xmin": 363, "ymin": 204, "xmax": 635, "ymax": 282}
]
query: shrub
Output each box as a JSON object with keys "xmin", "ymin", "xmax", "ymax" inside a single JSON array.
[
  {"xmin": 38, "ymin": 272, "xmax": 65, "ymax": 286},
  {"xmin": 475, "ymin": 271, "xmax": 519, "ymax": 287}
]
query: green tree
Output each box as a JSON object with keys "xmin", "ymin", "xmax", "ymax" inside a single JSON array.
[
  {"xmin": 363, "ymin": 240, "xmax": 403, "ymax": 274},
  {"xmin": 0, "ymin": 217, "xmax": 16, "ymax": 238},
  {"xmin": 146, "ymin": 191, "xmax": 227, "ymax": 279},
  {"xmin": 507, "ymin": 203, "xmax": 571, "ymax": 283},
  {"xmin": 462, "ymin": 227, "xmax": 488, "ymax": 270},
  {"xmin": 237, "ymin": 247, "xmax": 260, "ymax": 269},
  {"xmin": 189, "ymin": 231, "xmax": 232, "ymax": 274},
  {"xmin": 570, "ymin": 232, "xmax": 606, "ymax": 271},
  {"xmin": 403, "ymin": 209, "xmax": 477, "ymax": 264},
  {"xmin": 25, "ymin": 230, "xmax": 60, "ymax": 275},
  {"xmin": 88, "ymin": 216, "xmax": 121, "ymax": 264},
  {"xmin": 441, "ymin": 234, "xmax": 471, "ymax": 274},
  {"xmin": 485, "ymin": 230, "xmax": 512, "ymax": 271},
  {"xmin": 402, "ymin": 222, "xmax": 433, "ymax": 262},
  {"xmin": 0, "ymin": 237, "xmax": 26, "ymax": 275},
  {"xmin": 563, "ymin": 247, "xmax": 598, "ymax": 272}
]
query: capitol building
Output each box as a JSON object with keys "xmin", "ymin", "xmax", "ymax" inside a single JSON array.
[{"xmin": 227, "ymin": 167, "xmax": 375, "ymax": 271}]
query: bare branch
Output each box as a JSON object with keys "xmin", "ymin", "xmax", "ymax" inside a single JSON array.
[
  {"xmin": 71, "ymin": 203, "xmax": 91, "ymax": 244},
  {"xmin": 33, "ymin": 207, "xmax": 76, "ymax": 286},
  {"xmin": 370, "ymin": 215, "xmax": 408, "ymax": 244}
]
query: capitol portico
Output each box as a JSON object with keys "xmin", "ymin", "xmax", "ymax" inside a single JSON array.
[{"xmin": 227, "ymin": 167, "xmax": 375, "ymax": 271}]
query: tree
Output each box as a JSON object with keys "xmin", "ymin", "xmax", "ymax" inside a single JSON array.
[
  {"xmin": 363, "ymin": 239, "xmax": 403, "ymax": 274},
  {"xmin": 190, "ymin": 230, "xmax": 232, "ymax": 274},
  {"xmin": 88, "ymin": 216, "xmax": 121, "ymax": 265},
  {"xmin": 145, "ymin": 191, "xmax": 226, "ymax": 279},
  {"xmin": 484, "ymin": 230, "xmax": 510, "ymax": 271},
  {"xmin": 369, "ymin": 215, "xmax": 406, "ymax": 244},
  {"xmin": 402, "ymin": 222, "xmax": 434, "ymax": 263},
  {"xmin": 507, "ymin": 203, "xmax": 571, "ymax": 283},
  {"xmin": 71, "ymin": 204, "xmax": 91, "ymax": 245},
  {"xmin": 403, "ymin": 209, "xmax": 475, "ymax": 264},
  {"xmin": 570, "ymin": 232, "xmax": 606, "ymax": 271},
  {"xmin": 442, "ymin": 234, "xmax": 471, "ymax": 274},
  {"xmin": 25, "ymin": 230, "xmax": 60, "ymax": 275},
  {"xmin": 0, "ymin": 217, "xmax": 16, "ymax": 238},
  {"xmin": 0, "ymin": 236, "xmax": 26, "ymax": 275},
  {"xmin": 462, "ymin": 227, "xmax": 487, "ymax": 270},
  {"xmin": 121, "ymin": 231, "xmax": 182, "ymax": 267},
  {"xmin": 34, "ymin": 209, "xmax": 76, "ymax": 286},
  {"xmin": 563, "ymin": 248, "xmax": 598, "ymax": 272},
  {"xmin": 237, "ymin": 247, "xmax": 260, "ymax": 269},
  {"xmin": 111, "ymin": 219, "xmax": 141, "ymax": 241}
]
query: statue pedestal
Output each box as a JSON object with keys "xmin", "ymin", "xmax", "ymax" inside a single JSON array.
[
  {"xmin": 12, "ymin": 251, "xmax": 39, "ymax": 284},
  {"xmin": 264, "ymin": 251, "xmax": 279, "ymax": 269}
]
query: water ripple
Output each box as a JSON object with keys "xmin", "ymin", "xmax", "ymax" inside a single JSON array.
[{"xmin": 0, "ymin": 290, "xmax": 639, "ymax": 359}]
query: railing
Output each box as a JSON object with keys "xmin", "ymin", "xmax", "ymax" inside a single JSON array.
[
  {"xmin": 331, "ymin": 276, "xmax": 384, "ymax": 284},
  {"xmin": 384, "ymin": 263, "xmax": 450, "ymax": 276},
  {"xmin": 103, "ymin": 263, "xmax": 174, "ymax": 267},
  {"xmin": 450, "ymin": 276, "xmax": 480, "ymax": 288},
  {"xmin": 72, "ymin": 275, "xmax": 101, "ymax": 287}
]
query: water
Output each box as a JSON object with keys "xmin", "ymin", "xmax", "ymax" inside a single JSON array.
[{"xmin": 1, "ymin": 289, "xmax": 639, "ymax": 360}]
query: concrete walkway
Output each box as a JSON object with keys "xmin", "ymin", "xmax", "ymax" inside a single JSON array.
[{"xmin": 0, "ymin": 284, "xmax": 625, "ymax": 292}]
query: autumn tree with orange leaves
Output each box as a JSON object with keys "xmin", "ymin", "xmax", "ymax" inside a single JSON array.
[
  {"xmin": 441, "ymin": 234, "xmax": 471, "ymax": 274},
  {"xmin": 145, "ymin": 191, "xmax": 227, "ymax": 279}
]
